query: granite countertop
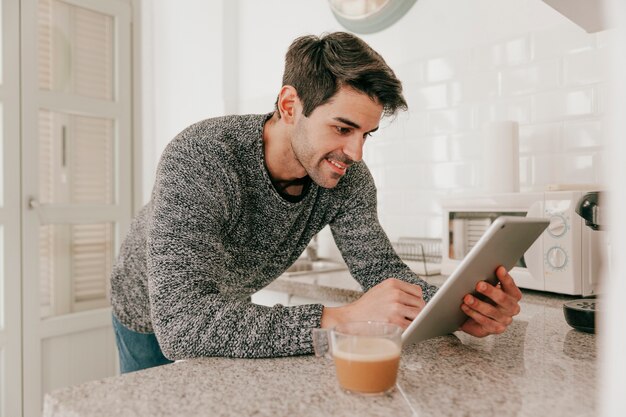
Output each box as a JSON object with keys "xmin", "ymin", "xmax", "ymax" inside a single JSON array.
[{"xmin": 43, "ymin": 270, "xmax": 597, "ymax": 417}]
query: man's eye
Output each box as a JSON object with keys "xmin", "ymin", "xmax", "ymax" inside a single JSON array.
[{"xmin": 336, "ymin": 126, "xmax": 352, "ymax": 135}]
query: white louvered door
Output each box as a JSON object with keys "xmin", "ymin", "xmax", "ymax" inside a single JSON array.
[
  {"xmin": 21, "ymin": 0, "xmax": 132, "ymax": 415},
  {"xmin": 1, "ymin": 1, "xmax": 23, "ymax": 416}
]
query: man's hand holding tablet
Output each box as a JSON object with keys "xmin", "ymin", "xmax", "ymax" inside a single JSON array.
[{"xmin": 459, "ymin": 265, "xmax": 523, "ymax": 337}]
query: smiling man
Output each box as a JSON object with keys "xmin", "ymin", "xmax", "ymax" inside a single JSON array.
[{"xmin": 110, "ymin": 32, "xmax": 522, "ymax": 373}]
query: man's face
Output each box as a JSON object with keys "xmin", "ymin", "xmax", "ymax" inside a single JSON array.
[{"xmin": 291, "ymin": 87, "xmax": 383, "ymax": 189}]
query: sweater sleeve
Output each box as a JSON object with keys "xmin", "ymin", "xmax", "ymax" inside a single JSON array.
[
  {"xmin": 329, "ymin": 164, "xmax": 438, "ymax": 302},
  {"xmin": 147, "ymin": 141, "xmax": 323, "ymax": 359}
]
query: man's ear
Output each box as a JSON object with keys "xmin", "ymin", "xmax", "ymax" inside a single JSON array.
[{"xmin": 277, "ymin": 85, "xmax": 300, "ymax": 124}]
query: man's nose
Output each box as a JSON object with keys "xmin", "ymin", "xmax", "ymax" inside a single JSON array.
[{"xmin": 342, "ymin": 136, "xmax": 364, "ymax": 162}]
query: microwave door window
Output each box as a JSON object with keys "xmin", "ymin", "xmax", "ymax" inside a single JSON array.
[{"xmin": 449, "ymin": 212, "xmax": 527, "ymax": 268}]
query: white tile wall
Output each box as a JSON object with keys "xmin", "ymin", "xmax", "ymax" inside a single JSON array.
[
  {"xmin": 364, "ymin": 26, "xmax": 614, "ymax": 241},
  {"xmin": 518, "ymin": 123, "xmax": 561, "ymax": 155},
  {"xmin": 532, "ymin": 88, "xmax": 595, "ymax": 122},
  {"xmin": 501, "ymin": 59, "xmax": 560, "ymax": 96},
  {"xmin": 476, "ymin": 97, "xmax": 532, "ymax": 125},
  {"xmin": 427, "ymin": 107, "xmax": 474, "ymax": 134},
  {"xmin": 531, "ymin": 24, "xmax": 595, "ymax": 60},
  {"xmin": 450, "ymin": 71, "xmax": 500, "ymax": 105},
  {"xmin": 564, "ymin": 48, "xmax": 609, "ymax": 86},
  {"xmin": 562, "ymin": 119, "xmax": 604, "ymax": 150}
]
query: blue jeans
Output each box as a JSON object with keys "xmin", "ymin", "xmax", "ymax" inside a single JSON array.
[{"xmin": 112, "ymin": 314, "xmax": 174, "ymax": 374}]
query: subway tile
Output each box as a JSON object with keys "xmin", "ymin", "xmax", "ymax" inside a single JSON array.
[
  {"xmin": 404, "ymin": 191, "xmax": 441, "ymax": 214},
  {"xmin": 531, "ymin": 24, "xmax": 594, "ymax": 61},
  {"xmin": 374, "ymin": 124, "xmax": 402, "ymax": 146},
  {"xmin": 378, "ymin": 166, "xmax": 404, "ymax": 190},
  {"xmin": 529, "ymin": 153, "xmax": 600, "ymax": 189},
  {"xmin": 405, "ymin": 135, "xmax": 449, "ymax": 162},
  {"xmin": 447, "ymin": 186, "xmax": 485, "ymax": 196},
  {"xmin": 556, "ymin": 153, "xmax": 596, "ymax": 184},
  {"xmin": 383, "ymin": 164, "xmax": 429, "ymax": 190},
  {"xmin": 376, "ymin": 194, "xmax": 386, "ymax": 213},
  {"xmin": 562, "ymin": 119, "xmax": 605, "ymax": 150},
  {"xmin": 502, "ymin": 37, "xmax": 531, "ymax": 66},
  {"xmin": 378, "ymin": 191, "xmax": 404, "ymax": 215},
  {"xmin": 449, "ymin": 132, "xmax": 482, "ymax": 161},
  {"xmin": 427, "ymin": 107, "xmax": 474, "ymax": 134},
  {"xmin": 364, "ymin": 139, "xmax": 405, "ymax": 166},
  {"xmin": 392, "ymin": 111, "xmax": 428, "ymax": 137},
  {"xmin": 431, "ymin": 161, "xmax": 477, "ymax": 189},
  {"xmin": 595, "ymin": 83, "xmax": 607, "ymax": 115},
  {"xmin": 369, "ymin": 167, "xmax": 385, "ymax": 189},
  {"xmin": 423, "ymin": 215, "xmax": 444, "ymax": 238},
  {"xmin": 450, "ymin": 71, "xmax": 500, "ymax": 105},
  {"xmin": 471, "ymin": 45, "xmax": 496, "ymax": 70},
  {"xmin": 473, "ymin": 36, "xmax": 531, "ymax": 69},
  {"xmin": 382, "ymin": 213, "xmax": 444, "ymax": 240},
  {"xmin": 596, "ymin": 28, "xmax": 621, "ymax": 50},
  {"xmin": 501, "ymin": 59, "xmax": 560, "ymax": 96},
  {"xmin": 406, "ymin": 83, "xmax": 448, "ymax": 110},
  {"xmin": 379, "ymin": 215, "xmax": 421, "ymax": 241},
  {"xmin": 374, "ymin": 117, "xmax": 396, "ymax": 139},
  {"xmin": 407, "ymin": 214, "xmax": 445, "ymax": 239},
  {"xmin": 476, "ymin": 97, "xmax": 531, "ymax": 126},
  {"xmin": 519, "ymin": 156, "xmax": 532, "ymax": 189},
  {"xmin": 518, "ymin": 122, "xmax": 561, "ymax": 155},
  {"xmin": 425, "ymin": 51, "xmax": 471, "ymax": 83},
  {"xmin": 529, "ymin": 155, "xmax": 559, "ymax": 188},
  {"xmin": 593, "ymin": 152, "xmax": 608, "ymax": 186},
  {"xmin": 426, "ymin": 57, "xmax": 455, "ymax": 82},
  {"xmin": 395, "ymin": 60, "xmax": 425, "ymax": 85},
  {"xmin": 563, "ymin": 48, "xmax": 609, "ymax": 86},
  {"xmin": 363, "ymin": 143, "xmax": 375, "ymax": 165},
  {"xmin": 394, "ymin": 215, "xmax": 422, "ymax": 240},
  {"xmin": 377, "ymin": 215, "xmax": 398, "ymax": 240},
  {"xmin": 532, "ymin": 88, "xmax": 594, "ymax": 122}
]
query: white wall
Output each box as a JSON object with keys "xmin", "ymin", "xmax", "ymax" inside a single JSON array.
[{"xmin": 141, "ymin": 0, "xmax": 229, "ymax": 202}]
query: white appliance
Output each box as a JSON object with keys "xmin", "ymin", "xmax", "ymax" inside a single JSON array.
[{"xmin": 441, "ymin": 191, "xmax": 604, "ymax": 296}]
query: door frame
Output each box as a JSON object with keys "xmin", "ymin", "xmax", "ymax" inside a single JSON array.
[{"xmin": 1, "ymin": 0, "xmax": 23, "ymax": 415}]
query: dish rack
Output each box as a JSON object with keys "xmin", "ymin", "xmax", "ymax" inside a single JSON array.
[{"xmin": 391, "ymin": 237, "xmax": 442, "ymax": 276}]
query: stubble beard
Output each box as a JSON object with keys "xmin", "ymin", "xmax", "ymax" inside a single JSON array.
[{"xmin": 292, "ymin": 120, "xmax": 341, "ymax": 189}]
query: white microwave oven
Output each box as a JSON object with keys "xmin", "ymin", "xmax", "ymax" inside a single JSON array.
[{"xmin": 441, "ymin": 191, "xmax": 603, "ymax": 296}]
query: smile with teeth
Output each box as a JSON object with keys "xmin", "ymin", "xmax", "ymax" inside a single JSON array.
[{"xmin": 327, "ymin": 158, "xmax": 347, "ymax": 172}]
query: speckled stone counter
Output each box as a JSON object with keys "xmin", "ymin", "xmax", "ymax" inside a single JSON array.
[{"xmin": 43, "ymin": 272, "xmax": 597, "ymax": 417}]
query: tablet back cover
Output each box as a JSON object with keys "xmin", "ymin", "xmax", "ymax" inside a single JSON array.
[{"xmin": 402, "ymin": 216, "xmax": 549, "ymax": 345}]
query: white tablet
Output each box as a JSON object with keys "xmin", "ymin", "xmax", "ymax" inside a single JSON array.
[{"xmin": 402, "ymin": 216, "xmax": 549, "ymax": 346}]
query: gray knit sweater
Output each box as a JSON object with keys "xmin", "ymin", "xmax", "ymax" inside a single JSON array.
[{"xmin": 110, "ymin": 113, "xmax": 437, "ymax": 360}]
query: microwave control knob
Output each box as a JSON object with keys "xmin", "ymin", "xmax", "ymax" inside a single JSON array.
[
  {"xmin": 548, "ymin": 214, "xmax": 567, "ymax": 237},
  {"xmin": 547, "ymin": 246, "xmax": 568, "ymax": 269}
]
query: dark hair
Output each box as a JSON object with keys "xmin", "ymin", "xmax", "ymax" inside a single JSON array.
[{"xmin": 276, "ymin": 32, "xmax": 407, "ymax": 118}]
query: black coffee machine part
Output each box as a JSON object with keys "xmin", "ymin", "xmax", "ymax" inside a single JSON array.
[
  {"xmin": 575, "ymin": 191, "xmax": 603, "ymax": 230},
  {"xmin": 563, "ymin": 191, "xmax": 603, "ymax": 333},
  {"xmin": 563, "ymin": 299, "xmax": 597, "ymax": 333}
]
